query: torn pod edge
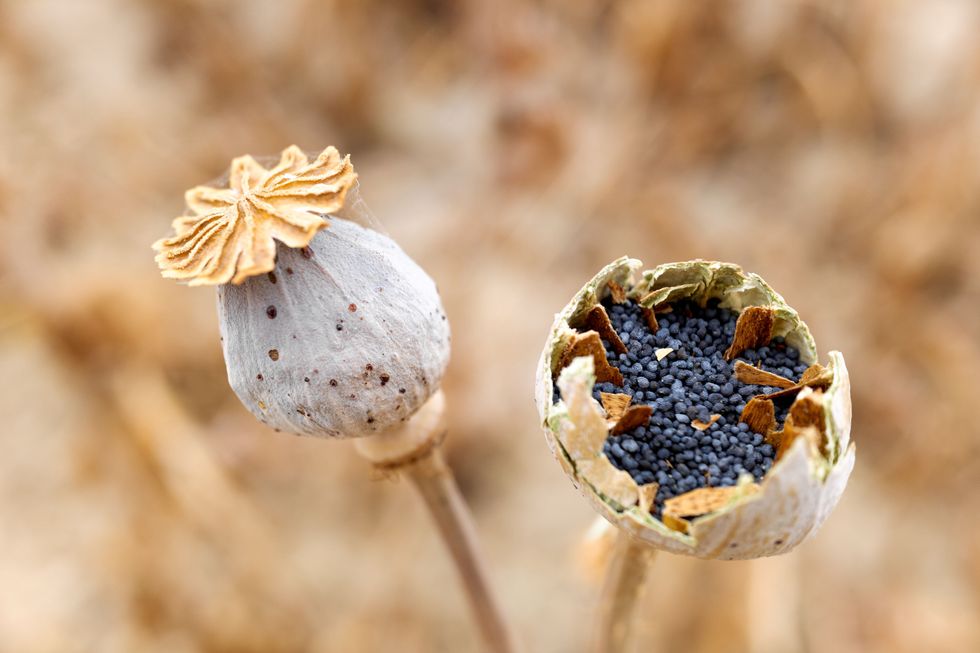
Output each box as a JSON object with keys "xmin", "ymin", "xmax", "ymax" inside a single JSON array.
[{"xmin": 534, "ymin": 257, "xmax": 855, "ymax": 560}]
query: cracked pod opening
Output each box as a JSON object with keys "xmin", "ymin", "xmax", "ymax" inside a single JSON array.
[{"xmin": 536, "ymin": 259, "xmax": 854, "ymax": 560}]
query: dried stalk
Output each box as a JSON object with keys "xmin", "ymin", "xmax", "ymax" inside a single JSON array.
[
  {"xmin": 355, "ymin": 391, "xmax": 519, "ymax": 653},
  {"xmin": 594, "ymin": 531, "xmax": 656, "ymax": 653}
]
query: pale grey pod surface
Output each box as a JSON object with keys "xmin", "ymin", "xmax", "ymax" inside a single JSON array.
[{"xmin": 217, "ymin": 217, "xmax": 451, "ymax": 438}]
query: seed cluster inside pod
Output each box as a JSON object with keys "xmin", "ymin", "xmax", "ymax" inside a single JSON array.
[{"xmin": 553, "ymin": 291, "xmax": 830, "ymax": 517}]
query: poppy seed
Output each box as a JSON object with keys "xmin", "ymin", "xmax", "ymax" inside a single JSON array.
[{"xmin": 596, "ymin": 299, "xmax": 805, "ymax": 515}]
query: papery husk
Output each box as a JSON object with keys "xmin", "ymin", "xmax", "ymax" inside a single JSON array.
[{"xmin": 535, "ymin": 258, "xmax": 854, "ymax": 560}]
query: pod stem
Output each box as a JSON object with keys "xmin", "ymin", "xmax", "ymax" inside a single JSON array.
[
  {"xmin": 355, "ymin": 391, "xmax": 519, "ymax": 653},
  {"xmin": 594, "ymin": 531, "xmax": 656, "ymax": 653}
]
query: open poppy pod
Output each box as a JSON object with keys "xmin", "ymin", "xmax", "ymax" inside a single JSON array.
[{"xmin": 535, "ymin": 258, "xmax": 854, "ymax": 560}]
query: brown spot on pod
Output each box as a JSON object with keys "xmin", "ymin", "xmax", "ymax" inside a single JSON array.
[
  {"xmin": 380, "ymin": 373, "xmax": 390, "ymax": 386},
  {"xmin": 301, "ymin": 247, "xmax": 313, "ymax": 259},
  {"xmin": 365, "ymin": 364, "xmax": 373, "ymax": 371},
  {"xmin": 285, "ymin": 267, "xmax": 294, "ymax": 275},
  {"xmin": 348, "ymin": 303, "xmax": 357, "ymax": 312},
  {"xmin": 399, "ymin": 388, "xmax": 406, "ymax": 394},
  {"xmin": 266, "ymin": 305, "xmax": 277, "ymax": 319},
  {"xmin": 336, "ymin": 323, "xmax": 343, "ymax": 331},
  {"xmin": 329, "ymin": 379, "xmax": 338, "ymax": 386},
  {"xmin": 256, "ymin": 374, "xmax": 263, "ymax": 381},
  {"xmin": 268, "ymin": 271, "xmax": 277, "ymax": 284},
  {"xmin": 268, "ymin": 349, "xmax": 280, "ymax": 361},
  {"xmin": 304, "ymin": 377, "xmax": 310, "ymax": 383},
  {"xmin": 367, "ymin": 417, "xmax": 375, "ymax": 424}
]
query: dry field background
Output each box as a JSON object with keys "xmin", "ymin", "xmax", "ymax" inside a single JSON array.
[{"xmin": 2, "ymin": 1, "xmax": 979, "ymax": 651}]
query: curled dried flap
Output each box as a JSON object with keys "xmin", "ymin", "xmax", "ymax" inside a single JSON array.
[
  {"xmin": 749, "ymin": 362, "xmax": 833, "ymax": 404},
  {"xmin": 733, "ymin": 360, "xmax": 796, "ymax": 388},
  {"xmin": 739, "ymin": 396, "xmax": 776, "ymax": 435},
  {"xmin": 638, "ymin": 483, "xmax": 659, "ymax": 514},
  {"xmin": 692, "ymin": 414, "xmax": 721, "ymax": 431},
  {"xmin": 153, "ymin": 145, "xmax": 357, "ymax": 286},
  {"xmin": 558, "ymin": 331, "xmax": 624, "ymax": 385},
  {"xmin": 600, "ymin": 392, "xmax": 632, "ymax": 422},
  {"xmin": 724, "ymin": 306, "xmax": 775, "ymax": 360},
  {"xmin": 606, "ymin": 280, "xmax": 628, "ymax": 304},
  {"xmin": 640, "ymin": 306, "xmax": 659, "ymax": 333},
  {"xmin": 800, "ymin": 363, "xmax": 833, "ymax": 387},
  {"xmin": 610, "ymin": 405, "xmax": 653, "ymax": 435},
  {"xmin": 582, "ymin": 305, "xmax": 627, "ymax": 355},
  {"xmin": 776, "ymin": 388, "xmax": 827, "ymax": 461}
]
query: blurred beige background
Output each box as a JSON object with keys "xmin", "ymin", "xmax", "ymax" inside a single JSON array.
[{"xmin": 2, "ymin": 1, "xmax": 979, "ymax": 651}]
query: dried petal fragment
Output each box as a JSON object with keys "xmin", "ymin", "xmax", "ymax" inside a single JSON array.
[
  {"xmin": 558, "ymin": 331, "xmax": 624, "ymax": 385},
  {"xmin": 154, "ymin": 145, "xmax": 357, "ymax": 286},
  {"xmin": 583, "ymin": 305, "xmax": 627, "ymax": 355},
  {"xmin": 655, "ymin": 347, "xmax": 673, "ymax": 361},
  {"xmin": 800, "ymin": 363, "xmax": 833, "ymax": 387},
  {"xmin": 607, "ymin": 280, "xmax": 627, "ymax": 304},
  {"xmin": 776, "ymin": 388, "xmax": 827, "ymax": 461},
  {"xmin": 692, "ymin": 414, "xmax": 721, "ymax": 431},
  {"xmin": 724, "ymin": 306, "xmax": 775, "ymax": 361},
  {"xmin": 610, "ymin": 405, "xmax": 653, "ymax": 435},
  {"xmin": 752, "ymin": 363, "xmax": 834, "ymax": 403},
  {"xmin": 600, "ymin": 392, "xmax": 632, "ymax": 422},
  {"xmin": 662, "ymin": 484, "xmax": 761, "ymax": 533},
  {"xmin": 637, "ymin": 483, "xmax": 659, "ymax": 514},
  {"xmin": 733, "ymin": 360, "xmax": 796, "ymax": 389},
  {"xmin": 739, "ymin": 396, "xmax": 776, "ymax": 435},
  {"xmin": 640, "ymin": 306, "xmax": 659, "ymax": 333}
]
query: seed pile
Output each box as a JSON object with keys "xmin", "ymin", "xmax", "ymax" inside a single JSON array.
[{"xmin": 578, "ymin": 299, "xmax": 808, "ymax": 515}]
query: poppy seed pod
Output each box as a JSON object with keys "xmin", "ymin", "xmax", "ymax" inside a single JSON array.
[
  {"xmin": 535, "ymin": 258, "xmax": 854, "ymax": 560},
  {"xmin": 153, "ymin": 145, "xmax": 450, "ymax": 438},
  {"xmin": 218, "ymin": 217, "xmax": 450, "ymax": 437}
]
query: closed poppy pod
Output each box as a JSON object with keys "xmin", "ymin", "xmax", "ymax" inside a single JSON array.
[
  {"xmin": 535, "ymin": 258, "xmax": 854, "ymax": 560},
  {"xmin": 153, "ymin": 145, "xmax": 451, "ymax": 438},
  {"xmin": 218, "ymin": 217, "xmax": 451, "ymax": 438}
]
